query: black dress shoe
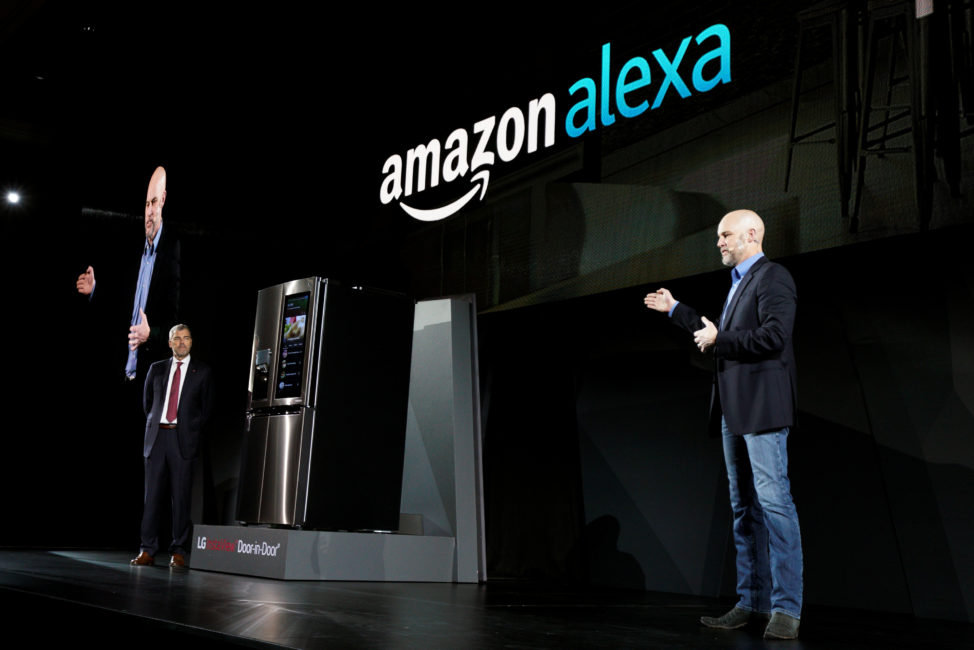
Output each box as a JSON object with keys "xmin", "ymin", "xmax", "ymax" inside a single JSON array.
[
  {"xmin": 169, "ymin": 553, "xmax": 187, "ymax": 568},
  {"xmin": 130, "ymin": 551, "xmax": 154, "ymax": 566}
]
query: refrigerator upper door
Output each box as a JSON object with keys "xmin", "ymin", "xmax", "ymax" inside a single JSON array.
[
  {"xmin": 249, "ymin": 277, "xmax": 322, "ymax": 409},
  {"xmin": 249, "ymin": 283, "xmax": 283, "ymax": 409}
]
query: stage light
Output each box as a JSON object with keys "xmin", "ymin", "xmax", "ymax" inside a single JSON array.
[{"xmin": 6, "ymin": 191, "xmax": 21, "ymax": 205}]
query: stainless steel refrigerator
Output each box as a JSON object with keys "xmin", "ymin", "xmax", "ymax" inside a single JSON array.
[{"xmin": 235, "ymin": 277, "xmax": 414, "ymax": 531}]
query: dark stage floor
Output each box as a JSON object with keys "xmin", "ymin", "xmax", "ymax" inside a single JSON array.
[{"xmin": 0, "ymin": 550, "xmax": 970, "ymax": 649}]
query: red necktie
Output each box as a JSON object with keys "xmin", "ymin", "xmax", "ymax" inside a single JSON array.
[{"xmin": 166, "ymin": 361, "xmax": 182, "ymax": 423}]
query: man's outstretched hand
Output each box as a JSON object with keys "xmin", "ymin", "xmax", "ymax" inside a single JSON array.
[
  {"xmin": 76, "ymin": 266, "xmax": 95, "ymax": 296},
  {"xmin": 644, "ymin": 288, "xmax": 676, "ymax": 313}
]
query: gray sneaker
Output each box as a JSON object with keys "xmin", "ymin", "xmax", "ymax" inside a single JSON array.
[
  {"xmin": 700, "ymin": 607, "xmax": 759, "ymax": 629},
  {"xmin": 763, "ymin": 612, "xmax": 801, "ymax": 639}
]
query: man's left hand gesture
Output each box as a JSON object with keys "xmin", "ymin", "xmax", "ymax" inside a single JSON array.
[
  {"xmin": 129, "ymin": 308, "xmax": 150, "ymax": 351},
  {"xmin": 694, "ymin": 316, "xmax": 717, "ymax": 352}
]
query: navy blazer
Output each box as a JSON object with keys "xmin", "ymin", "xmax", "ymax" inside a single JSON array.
[
  {"xmin": 137, "ymin": 227, "xmax": 181, "ymax": 378},
  {"xmin": 87, "ymin": 225, "xmax": 181, "ymax": 378},
  {"xmin": 672, "ymin": 256, "xmax": 797, "ymax": 435},
  {"xmin": 143, "ymin": 357, "xmax": 214, "ymax": 459}
]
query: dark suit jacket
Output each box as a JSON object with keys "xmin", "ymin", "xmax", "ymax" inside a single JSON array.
[
  {"xmin": 143, "ymin": 357, "xmax": 213, "ymax": 459},
  {"xmin": 87, "ymin": 225, "xmax": 181, "ymax": 379},
  {"xmin": 672, "ymin": 255, "xmax": 797, "ymax": 435},
  {"xmin": 137, "ymin": 227, "xmax": 181, "ymax": 378}
]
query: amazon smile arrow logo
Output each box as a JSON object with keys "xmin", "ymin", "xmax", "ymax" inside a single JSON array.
[{"xmin": 399, "ymin": 170, "xmax": 491, "ymax": 222}]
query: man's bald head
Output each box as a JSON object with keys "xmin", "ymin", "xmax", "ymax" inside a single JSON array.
[
  {"xmin": 717, "ymin": 209, "xmax": 764, "ymax": 267},
  {"xmin": 144, "ymin": 166, "xmax": 167, "ymax": 243}
]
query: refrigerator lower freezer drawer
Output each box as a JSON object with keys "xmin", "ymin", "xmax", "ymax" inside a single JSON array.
[{"xmin": 236, "ymin": 411, "xmax": 313, "ymax": 526}]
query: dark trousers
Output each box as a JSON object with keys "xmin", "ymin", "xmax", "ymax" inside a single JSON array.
[{"xmin": 140, "ymin": 426, "xmax": 195, "ymax": 556}]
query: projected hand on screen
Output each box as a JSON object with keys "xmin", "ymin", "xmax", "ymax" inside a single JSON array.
[
  {"xmin": 644, "ymin": 288, "xmax": 676, "ymax": 313},
  {"xmin": 76, "ymin": 266, "xmax": 95, "ymax": 296},
  {"xmin": 694, "ymin": 316, "xmax": 717, "ymax": 352},
  {"xmin": 128, "ymin": 308, "xmax": 150, "ymax": 351}
]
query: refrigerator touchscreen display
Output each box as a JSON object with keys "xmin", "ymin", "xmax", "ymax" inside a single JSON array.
[{"xmin": 277, "ymin": 291, "xmax": 309, "ymax": 399}]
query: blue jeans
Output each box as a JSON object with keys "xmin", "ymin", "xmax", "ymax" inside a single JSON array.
[{"xmin": 721, "ymin": 418, "xmax": 803, "ymax": 619}]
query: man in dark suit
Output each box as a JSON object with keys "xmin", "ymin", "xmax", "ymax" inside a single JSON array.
[
  {"xmin": 131, "ymin": 324, "xmax": 213, "ymax": 568},
  {"xmin": 644, "ymin": 210, "xmax": 802, "ymax": 640},
  {"xmin": 76, "ymin": 165, "xmax": 180, "ymax": 381}
]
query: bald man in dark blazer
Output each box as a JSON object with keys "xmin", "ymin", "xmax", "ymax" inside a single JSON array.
[
  {"xmin": 131, "ymin": 324, "xmax": 213, "ymax": 568},
  {"xmin": 76, "ymin": 166, "xmax": 180, "ymax": 381},
  {"xmin": 645, "ymin": 210, "xmax": 802, "ymax": 640}
]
